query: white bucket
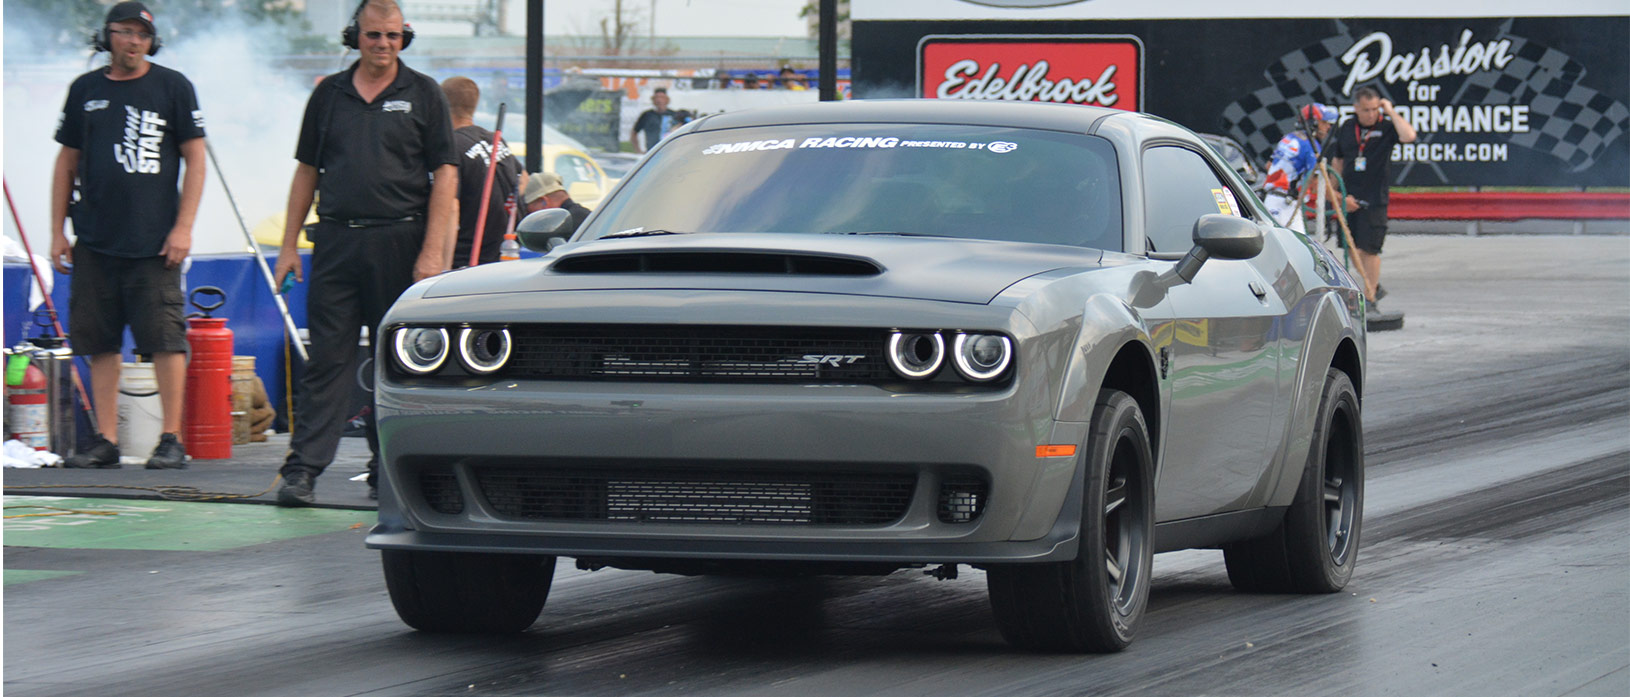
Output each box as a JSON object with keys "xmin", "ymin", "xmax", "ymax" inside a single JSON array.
[{"xmin": 117, "ymin": 362, "xmax": 163, "ymax": 464}]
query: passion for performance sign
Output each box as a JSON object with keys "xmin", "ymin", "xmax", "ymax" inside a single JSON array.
[{"xmin": 854, "ymin": 12, "xmax": 1630, "ymax": 187}]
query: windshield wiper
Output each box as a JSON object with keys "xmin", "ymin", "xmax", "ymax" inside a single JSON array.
[{"xmin": 598, "ymin": 228, "xmax": 688, "ymax": 239}]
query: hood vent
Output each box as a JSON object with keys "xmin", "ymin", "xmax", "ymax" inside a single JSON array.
[{"xmin": 552, "ymin": 251, "xmax": 882, "ymax": 276}]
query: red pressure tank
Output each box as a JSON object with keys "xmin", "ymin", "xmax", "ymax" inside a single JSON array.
[
  {"xmin": 184, "ymin": 287, "xmax": 233, "ymax": 459},
  {"xmin": 7, "ymin": 359, "xmax": 50, "ymax": 451}
]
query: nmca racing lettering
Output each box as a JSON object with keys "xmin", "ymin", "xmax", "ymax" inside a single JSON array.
[
  {"xmin": 936, "ymin": 59, "xmax": 1119, "ymax": 106},
  {"xmin": 113, "ymin": 106, "xmax": 165, "ymax": 174}
]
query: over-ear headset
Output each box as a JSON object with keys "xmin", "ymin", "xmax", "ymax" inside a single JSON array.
[
  {"xmin": 341, "ymin": 0, "xmax": 415, "ymax": 50},
  {"xmin": 92, "ymin": 0, "xmax": 163, "ymax": 57}
]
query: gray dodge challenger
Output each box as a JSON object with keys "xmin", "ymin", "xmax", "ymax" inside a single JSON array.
[{"xmin": 367, "ymin": 100, "xmax": 1367, "ymax": 652}]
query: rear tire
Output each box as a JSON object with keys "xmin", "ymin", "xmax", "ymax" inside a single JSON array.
[
  {"xmin": 382, "ymin": 549, "xmax": 556, "ymax": 633},
  {"xmin": 987, "ymin": 389, "xmax": 1155, "ymax": 652},
  {"xmin": 1224, "ymin": 367, "xmax": 1364, "ymax": 593}
]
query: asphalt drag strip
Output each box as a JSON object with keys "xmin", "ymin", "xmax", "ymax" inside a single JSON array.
[{"xmin": 3, "ymin": 235, "xmax": 1627, "ymax": 697}]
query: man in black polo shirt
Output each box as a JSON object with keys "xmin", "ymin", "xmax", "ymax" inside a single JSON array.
[
  {"xmin": 1329, "ymin": 85, "xmax": 1417, "ymax": 310},
  {"xmin": 272, "ymin": 0, "xmax": 457, "ymax": 506}
]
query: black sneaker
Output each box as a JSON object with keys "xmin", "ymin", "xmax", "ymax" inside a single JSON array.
[
  {"xmin": 1374, "ymin": 284, "xmax": 1388, "ymax": 301},
  {"xmin": 64, "ymin": 436, "xmax": 121, "ymax": 469},
  {"xmin": 144, "ymin": 433, "xmax": 188, "ymax": 469},
  {"xmin": 366, "ymin": 456, "xmax": 379, "ymax": 500},
  {"xmin": 277, "ymin": 469, "xmax": 317, "ymax": 507}
]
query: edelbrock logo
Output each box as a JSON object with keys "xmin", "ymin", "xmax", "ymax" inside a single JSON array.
[{"xmin": 919, "ymin": 35, "xmax": 1143, "ymax": 110}]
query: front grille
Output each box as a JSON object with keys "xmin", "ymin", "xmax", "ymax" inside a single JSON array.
[
  {"xmin": 420, "ymin": 471, "xmax": 464, "ymax": 514},
  {"xmin": 938, "ymin": 475, "xmax": 990, "ymax": 524},
  {"xmin": 505, "ymin": 325, "xmax": 891, "ymax": 383},
  {"xmin": 476, "ymin": 466, "xmax": 916, "ymax": 525}
]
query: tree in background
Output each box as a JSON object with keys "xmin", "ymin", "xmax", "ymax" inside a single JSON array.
[
  {"xmin": 799, "ymin": 0, "xmax": 850, "ymax": 42},
  {"xmin": 4, "ymin": 0, "xmax": 318, "ymax": 55}
]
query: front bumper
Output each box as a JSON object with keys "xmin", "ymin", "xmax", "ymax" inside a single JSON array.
[{"xmin": 365, "ymin": 378, "xmax": 1090, "ymax": 564}]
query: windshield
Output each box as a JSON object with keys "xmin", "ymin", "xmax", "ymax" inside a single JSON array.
[{"xmin": 581, "ymin": 124, "xmax": 1123, "ymax": 251}]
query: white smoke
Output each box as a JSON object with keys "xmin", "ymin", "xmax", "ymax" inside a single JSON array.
[{"xmin": 3, "ymin": 13, "xmax": 326, "ymax": 257}]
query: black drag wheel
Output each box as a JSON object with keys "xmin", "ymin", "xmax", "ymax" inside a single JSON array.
[
  {"xmin": 1224, "ymin": 367, "xmax": 1364, "ymax": 593},
  {"xmin": 988, "ymin": 389, "xmax": 1155, "ymax": 653},
  {"xmin": 382, "ymin": 549, "xmax": 556, "ymax": 633}
]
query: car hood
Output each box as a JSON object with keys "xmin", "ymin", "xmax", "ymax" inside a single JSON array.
[{"xmin": 423, "ymin": 233, "xmax": 1106, "ymax": 305}]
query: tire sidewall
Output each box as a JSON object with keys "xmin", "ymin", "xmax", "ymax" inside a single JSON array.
[
  {"xmin": 1293, "ymin": 369, "xmax": 1365, "ymax": 590},
  {"xmin": 1074, "ymin": 391, "xmax": 1156, "ymax": 647}
]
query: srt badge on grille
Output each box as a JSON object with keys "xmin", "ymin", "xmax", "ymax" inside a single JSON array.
[{"xmin": 798, "ymin": 354, "xmax": 866, "ymax": 367}]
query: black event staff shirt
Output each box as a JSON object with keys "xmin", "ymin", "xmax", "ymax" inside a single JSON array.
[
  {"xmin": 54, "ymin": 64, "xmax": 206, "ymax": 258},
  {"xmin": 1329, "ymin": 117, "xmax": 1401, "ymax": 208},
  {"xmin": 452, "ymin": 124, "xmax": 522, "ymax": 265},
  {"xmin": 294, "ymin": 60, "xmax": 457, "ymax": 221}
]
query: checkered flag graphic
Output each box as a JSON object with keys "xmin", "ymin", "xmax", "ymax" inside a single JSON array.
[
  {"xmin": 1221, "ymin": 29, "xmax": 1629, "ymax": 174},
  {"xmin": 1459, "ymin": 36, "xmax": 1629, "ymax": 172},
  {"xmin": 1220, "ymin": 35, "xmax": 1356, "ymax": 161}
]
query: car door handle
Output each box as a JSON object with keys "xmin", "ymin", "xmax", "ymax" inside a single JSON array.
[{"xmin": 1249, "ymin": 281, "xmax": 1268, "ymax": 299}]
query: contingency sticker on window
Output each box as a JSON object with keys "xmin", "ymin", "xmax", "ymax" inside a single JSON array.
[
  {"xmin": 1211, "ymin": 188, "xmax": 1237, "ymax": 216},
  {"xmin": 700, "ymin": 137, "xmax": 1019, "ymax": 156}
]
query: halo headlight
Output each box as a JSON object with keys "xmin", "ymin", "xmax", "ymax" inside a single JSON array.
[
  {"xmin": 952, "ymin": 333, "xmax": 1012, "ymax": 382},
  {"xmin": 457, "ymin": 327, "xmax": 511, "ymax": 374},
  {"xmin": 393, "ymin": 326, "xmax": 450, "ymax": 374},
  {"xmin": 887, "ymin": 331, "xmax": 944, "ymax": 380}
]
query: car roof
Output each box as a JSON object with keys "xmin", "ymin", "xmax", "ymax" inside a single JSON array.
[{"xmin": 689, "ymin": 99, "xmax": 1128, "ymax": 135}]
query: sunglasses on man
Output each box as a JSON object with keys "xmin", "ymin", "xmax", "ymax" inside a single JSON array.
[{"xmin": 363, "ymin": 31, "xmax": 404, "ymax": 41}]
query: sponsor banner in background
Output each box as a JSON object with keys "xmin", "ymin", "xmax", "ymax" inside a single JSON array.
[
  {"xmin": 855, "ymin": 15, "xmax": 1629, "ymax": 187},
  {"xmin": 544, "ymin": 87, "xmax": 624, "ymax": 152},
  {"xmin": 918, "ymin": 35, "xmax": 1142, "ymax": 110}
]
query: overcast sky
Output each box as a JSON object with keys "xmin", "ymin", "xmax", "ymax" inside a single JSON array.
[{"xmin": 530, "ymin": 0, "xmax": 812, "ymax": 37}]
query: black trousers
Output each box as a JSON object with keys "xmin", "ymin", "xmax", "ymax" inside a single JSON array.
[{"xmin": 284, "ymin": 220, "xmax": 424, "ymax": 477}]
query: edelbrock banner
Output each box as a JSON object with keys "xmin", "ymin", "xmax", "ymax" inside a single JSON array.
[{"xmin": 853, "ymin": 16, "xmax": 1630, "ymax": 187}]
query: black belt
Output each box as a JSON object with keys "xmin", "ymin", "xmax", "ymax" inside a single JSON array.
[{"xmin": 319, "ymin": 214, "xmax": 422, "ymax": 228}]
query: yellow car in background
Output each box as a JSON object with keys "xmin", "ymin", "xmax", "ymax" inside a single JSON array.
[{"xmin": 255, "ymin": 127, "xmax": 616, "ymax": 249}]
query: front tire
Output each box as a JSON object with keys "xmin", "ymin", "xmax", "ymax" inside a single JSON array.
[
  {"xmin": 987, "ymin": 389, "xmax": 1155, "ymax": 652},
  {"xmin": 1224, "ymin": 367, "xmax": 1364, "ymax": 593},
  {"xmin": 382, "ymin": 549, "xmax": 556, "ymax": 633}
]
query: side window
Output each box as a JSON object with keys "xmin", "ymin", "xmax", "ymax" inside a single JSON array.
[
  {"xmin": 553, "ymin": 154, "xmax": 600, "ymax": 191},
  {"xmin": 1142, "ymin": 146, "xmax": 1246, "ymax": 254}
]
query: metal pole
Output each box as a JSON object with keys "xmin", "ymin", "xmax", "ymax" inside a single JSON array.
[
  {"xmin": 527, "ymin": 0, "xmax": 543, "ymax": 174},
  {"xmin": 203, "ymin": 141, "xmax": 309, "ymax": 362},
  {"xmin": 818, "ymin": 0, "xmax": 837, "ymax": 101}
]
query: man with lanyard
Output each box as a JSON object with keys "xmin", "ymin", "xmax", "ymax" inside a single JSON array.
[
  {"xmin": 272, "ymin": 0, "xmax": 457, "ymax": 505},
  {"xmin": 1262, "ymin": 103, "xmax": 1339, "ymax": 233},
  {"xmin": 441, "ymin": 76, "xmax": 524, "ymax": 268},
  {"xmin": 1329, "ymin": 85, "xmax": 1417, "ymax": 310},
  {"xmin": 50, "ymin": 1, "xmax": 205, "ymax": 470}
]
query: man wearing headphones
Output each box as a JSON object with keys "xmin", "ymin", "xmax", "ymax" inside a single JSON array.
[
  {"xmin": 272, "ymin": 0, "xmax": 457, "ymax": 506},
  {"xmin": 50, "ymin": 1, "xmax": 206, "ymax": 470}
]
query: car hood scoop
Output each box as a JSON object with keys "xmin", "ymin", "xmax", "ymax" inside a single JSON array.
[
  {"xmin": 424, "ymin": 233, "xmax": 1104, "ymax": 305},
  {"xmin": 551, "ymin": 250, "xmax": 882, "ymax": 276}
]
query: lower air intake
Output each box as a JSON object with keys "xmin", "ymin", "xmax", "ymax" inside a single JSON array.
[{"xmin": 476, "ymin": 467, "xmax": 916, "ymax": 525}]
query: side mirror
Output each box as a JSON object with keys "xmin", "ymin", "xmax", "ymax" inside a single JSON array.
[
  {"xmin": 1170, "ymin": 214, "xmax": 1264, "ymax": 283},
  {"xmin": 516, "ymin": 208, "xmax": 573, "ymax": 253}
]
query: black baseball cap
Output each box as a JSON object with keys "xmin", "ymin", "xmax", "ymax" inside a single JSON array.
[{"xmin": 106, "ymin": 1, "xmax": 157, "ymax": 34}]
